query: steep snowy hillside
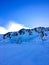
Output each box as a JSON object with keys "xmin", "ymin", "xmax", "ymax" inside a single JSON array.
[
  {"xmin": 0, "ymin": 27, "xmax": 49, "ymax": 44},
  {"xmin": 0, "ymin": 27, "xmax": 49, "ymax": 65}
]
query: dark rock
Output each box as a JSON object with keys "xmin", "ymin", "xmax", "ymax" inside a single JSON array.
[
  {"xmin": 18, "ymin": 28, "xmax": 25, "ymax": 35},
  {"xmin": 3, "ymin": 32, "xmax": 11, "ymax": 39}
]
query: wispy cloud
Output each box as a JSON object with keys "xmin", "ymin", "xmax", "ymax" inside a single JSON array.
[
  {"xmin": 0, "ymin": 21, "xmax": 28, "ymax": 34},
  {"xmin": 0, "ymin": 27, "xmax": 8, "ymax": 34}
]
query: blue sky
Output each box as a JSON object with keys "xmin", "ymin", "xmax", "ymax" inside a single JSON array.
[{"xmin": 0, "ymin": 0, "xmax": 49, "ymax": 28}]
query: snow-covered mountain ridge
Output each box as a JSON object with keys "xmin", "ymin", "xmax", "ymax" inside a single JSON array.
[
  {"xmin": 0, "ymin": 27, "xmax": 49, "ymax": 44},
  {"xmin": 0, "ymin": 27, "xmax": 49, "ymax": 65}
]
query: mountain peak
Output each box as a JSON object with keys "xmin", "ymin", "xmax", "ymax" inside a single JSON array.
[{"xmin": 0, "ymin": 27, "xmax": 49, "ymax": 44}]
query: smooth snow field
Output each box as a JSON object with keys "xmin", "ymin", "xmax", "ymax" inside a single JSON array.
[{"xmin": 0, "ymin": 41, "xmax": 49, "ymax": 65}]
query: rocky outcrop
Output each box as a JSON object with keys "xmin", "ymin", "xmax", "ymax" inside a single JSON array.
[{"xmin": 2, "ymin": 27, "xmax": 49, "ymax": 41}]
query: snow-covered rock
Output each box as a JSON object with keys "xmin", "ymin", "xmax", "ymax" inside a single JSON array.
[
  {"xmin": 0, "ymin": 27, "xmax": 49, "ymax": 65},
  {"xmin": 0, "ymin": 27, "xmax": 49, "ymax": 44}
]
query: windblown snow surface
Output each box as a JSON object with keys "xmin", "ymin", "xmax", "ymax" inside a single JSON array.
[{"xmin": 0, "ymin": 27, "xmax": 49, "ymax": 65}]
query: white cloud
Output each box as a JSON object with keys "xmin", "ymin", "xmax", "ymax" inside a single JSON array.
[
  {"xmin": 0, "ymin": 27, "xmax": 8, "ymax": 34},
  {"xmin": 0, "ymin": 21, "xmax": 28, "ymax": 34},
  {"xmin": 7, "ymin": 21, "xmax": 25, "ymax": 32}
]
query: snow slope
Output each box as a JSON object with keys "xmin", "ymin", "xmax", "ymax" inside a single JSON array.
[{"xmin": 0, "ymin": 27, "xmax": 49, "ymax": 65}]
